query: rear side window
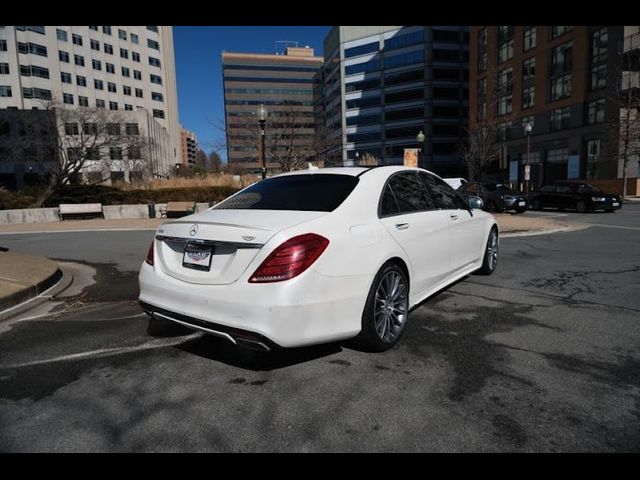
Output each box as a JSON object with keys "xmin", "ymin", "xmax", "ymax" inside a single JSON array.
[
  {"xmin": 214, "ymin": 174, "xmax": 359, "ymax": 212},
  {"xmin": 380, "ymin": 172, "xmax": 434, "ymax": 216},
  {"xmin": 420, "ymin": 172, "xmax": 465, "ymax": 210}
]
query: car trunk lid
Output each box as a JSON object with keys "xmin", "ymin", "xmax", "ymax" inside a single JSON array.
[{"xmin": 155, "ymin": 209, "xmax": 327, "ymax": 285}]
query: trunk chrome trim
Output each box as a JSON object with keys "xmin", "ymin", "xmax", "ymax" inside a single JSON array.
[
  {"xmin": 155, "ymin": 234, "xmax": 263, "ymax": 249},
  {"xmin": 152, "ymin": 311, "xmax": 238, "ymax": 345}
]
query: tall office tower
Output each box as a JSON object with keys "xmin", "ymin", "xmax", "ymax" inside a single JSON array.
[
  {"xmin": 322, "ymin": 26, "xmax": 469, "ymax": 176},
  {"xmin": 0, "ymin": 25, "xmax": 180, "ymax": 188},
  {"xmin": 620, "ymin": 26, "xmax": 640, "ymax": 180},
  {"xmin": 222, "ymin": 46, "xmax": 323, "ymax": 174},
  {"xmin": 469, "ymin": 26, "xmax": 625, "ymax": 187}
]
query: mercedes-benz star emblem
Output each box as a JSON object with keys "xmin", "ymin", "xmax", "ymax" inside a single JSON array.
[{"xmin": 189, "ymin": 224, "xmax": 198, "ymax": 236}]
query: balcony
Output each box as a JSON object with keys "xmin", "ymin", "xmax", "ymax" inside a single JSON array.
[{"xmin": 624, "ymin": 32, "xmax": 640, "ymax": 52}]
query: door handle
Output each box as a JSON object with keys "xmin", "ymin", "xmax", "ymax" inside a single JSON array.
[
  {"xmin": 395, "ymin": 223, "xmax": 409, "ymax": 230},
  {"xmin": 450, "ymin": 214, "xmax": 459, "ymax": 220}
]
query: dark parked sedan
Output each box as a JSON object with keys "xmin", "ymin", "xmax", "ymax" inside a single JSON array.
[
  {"xmin": 528, "ymin": 181, "xmax": 622, "ymax": 213},
  {"xmin": 459, "ymin": 182, "xmax": 528, "ymax": 213}
]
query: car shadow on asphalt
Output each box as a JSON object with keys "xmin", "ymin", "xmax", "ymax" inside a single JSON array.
[{"xmin": 145, "ymin": 315, "xmax": 342, "ymax": 371}]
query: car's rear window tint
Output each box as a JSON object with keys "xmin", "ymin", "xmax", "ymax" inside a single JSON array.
[{"xmin": 214, "ymin": 174, "xmax": 359, "ymax": 212}]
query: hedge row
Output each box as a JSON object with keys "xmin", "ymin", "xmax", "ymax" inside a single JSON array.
[{"xmin": 0, "ymin": 185, "xmax": 241, "ymax": 210}]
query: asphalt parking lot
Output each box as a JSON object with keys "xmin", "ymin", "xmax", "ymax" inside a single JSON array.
[{"xmin": 0, "ymin": 204, "xmax": 639, "ymax": 452}]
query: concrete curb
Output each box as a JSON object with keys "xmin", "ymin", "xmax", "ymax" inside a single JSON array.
[
  {"xmin": 0, "ymin": 266, "xmax": 72, "ymax": 321},
  {"xmin": 501, "ymin": 223, "xmax": 591, "ymax": 238}
]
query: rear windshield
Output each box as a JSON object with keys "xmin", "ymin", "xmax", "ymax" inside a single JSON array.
[{"xmin": 214, "ymin": 174, "xmax": 359, "ymax": 212}]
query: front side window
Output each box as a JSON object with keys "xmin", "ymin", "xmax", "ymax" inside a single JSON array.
[
  {"xmin": 380, "ymin": 172, "xmax": 434, "ymax": 216},
  {"xmin": 215, "ymin": 174, "xmax": 360, "ymax": 212},
  {"xmin": 420, "ymin": 172, "xmax": 463, "ymax": 210}
]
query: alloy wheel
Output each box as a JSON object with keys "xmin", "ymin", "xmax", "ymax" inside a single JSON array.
[{"xmin": 373, "ymin": 271, "xmax": 408, "ymax": 343}]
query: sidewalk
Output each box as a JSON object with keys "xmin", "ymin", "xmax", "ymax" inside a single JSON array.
[{"xmin": 0, "ymin": 250, "xmax": 62, "ymax": 313}]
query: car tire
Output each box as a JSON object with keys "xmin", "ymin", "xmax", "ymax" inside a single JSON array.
[
  {"xmin": 515, "ymin": 207, "xmax": 526, "ymax": 214},
  {"xmin": 353, "ymin": 262, "xmax": 410, "ymax": 352},
  {"xmin": 531, "ymin": 199, "xmax": 542, "ymax": 211},
  {"xmin": 477, "ymin": 227, "xmax": 499, "ymax": 276},
  {"xmin": 576, "ymin": 201, "xmax": 587, "ymax": 213}
]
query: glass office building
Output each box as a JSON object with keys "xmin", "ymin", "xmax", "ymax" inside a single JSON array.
[{"xmin": 322, "ymin": 26, "xmax": 469, "ymax": 176}]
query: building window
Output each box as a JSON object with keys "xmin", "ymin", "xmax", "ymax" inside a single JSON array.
[
  {"xmin": 586, "ymin": 139, "xmax": 601, "ymax": 178},
  {"xmin": 133, "ymin": 70, "xmax": 142, "ymax": 80},
  {"xmin": 123, "ymin": 85, "xmax": 132, "ymax": 96},
  {"xmin": 107, "ymin": 82, "xmax": 116, "ymax": 93},
  {"xmin": 19, "ymin": 65, "xmax": 49, "ymax": 79},
  {"xmin": 132, "ymin": 52, "xmax": 140, "ymax": 62},
  {"xmin": 497, "ymin": 68, "xmax": 513, "ymax": 116},
  {"xmin": 552, "ymin": 26, "xmax": 572, "ymax": 39},
  {"xmin": 85, "ymin": 147, "xmax": 100, "ymax": 160},
  {"xmin": 0, "ymin": 40, "xmax": 7, "ymax": 52},
  {"xmin": 63, "ymin": 93, "xmax": 74, "ymax": 105},
  {"xmin": 523, "ymin": 27, "xmax": 536, "ymax": 51},
  {"xmin": 91, "ymin": 39, "xmax": 100, "ymax": 50},
  {"xmin": 150, "ymin": 74, "xmax": 162, "ymax": 85},
  {"xmin": 547, "ymin": 148, "xmax": 568, "ymax": 163},
  {"xmin": 106, "ymin": 63, "xmax": 115, "ymax": 74},
  {"xmin": 125, "ymin": 123, "xmax": 139, "ymax": 135},
  {"xmin": 109, "ymin": 101, "xmax": 118, "ymax": 111},
  {"xmin": 76, "ymin": 75, "xmax": 87, "ymax": 87},
  {"xmin": 89, "ymin": 26, "xmax": 98, "ymax": 31},
  {"xmin": 153, "ymin": 109, "xmax": 165, "ymax": 119},
  {"xmin": 127, "ymin": 146, "xmax": 141, "ymax": 159},
  {"xmin": 521, "ymin": 116, "xmax": 535, "ymax": 133},
  {"xmin": 120, "ymin": 48, "xmax": 128, "ymax": 59},
  {"xmin": 94, "ymin": 79, "xmax": 103, "ymax": 90},
  {"xmin": 59, "ymin": 50, "xmax": 69, "ymax": 63},
  {"xmin": 550, "ymin": 42, "xmax": 572, "ymax": 101},
  {"xmin": 78, "ymin": 96, "xmax": 89, "ymax": 107},
  {"xmin": 344, "ymin": 42, "xmax": 378, "ymax": 58},
  {"xmin": 147, "ymin": 26, "xmax": 159, "ymax": 33},
  {"xmin": 590, "ymin": 28, "xmax": 608, "ymax": 91},
  {"xmin": 22, "ymin": 87, "xmax": 52, "ymax": 100},
  {"xmin": 109, "ymin": 147, "xmax": 123, "ymax": 160},
  {"xmin": 124, "ymin": 104, "xmax": 133, "ymax": 111},
  {"xmin": 72, "ymin": 34, "xmax": 82, "ymax": 46},
  {"xmin": 523, "ymin": 57, "xmax": 536, "ymax": 81},
  {"xmin": 0, "ymin": 86, "xmax": 12, "ymax": 97},
  {"xmin": 151, "ymin": 91, "xmax": 163, "ymax": 102},
  {"xmin": 102, "ymin": 26, "xmax": 112, "ymax": 35},
  {"xmin": 497, "ymin": 26, "xmax": 514, "ymax": 64},
  {"xmin": 478, "ymin": 52, "xmax": 487, "ymax": 73},
  {"xmin": 587, "ymin": 98, "xmax": 606, "ymax": 124},
  {"xmin": 0, "ymin": 63, "xmax": 9, "ymax": 75},
  {"xmin": 106, "ymin": 123, "xmax": 120, "ymax": 135},
  {"xmin": 56, "ymin": 29, "xmax": 68, "ymax": 42},
  {"xmin": 118, "ymin": 29, "xmax": 127, "ymax": 41},
  {"xmin": 96, "ymin": 99, "xmax": 105, "ymax": 108},
  {"xmin": 19, "ymin": 42, "xmax": 47, "ymax": 57},
  {"xmin": 74, "ymin": 54, "xmax": 85, "ymax": 67},
  {"xmin": 122, "ymin": 66, "xmax": 130, "ymax": 77},
  {"xmin": 135, "ymin": 88, "xmax": 143, "ymax": 98},
  {"xmin": 131, "ymin": 34, "xmax": 139, "ymax": 44},
  {"xmin": 104, "ymin": 43, "xmax": 113, "ymax": 55},
  {"xmin": 522, "ymin": 86, "xmax": 535, "ymax": 109},
  {"xmin": 65, "ymin": 122, "xmax": 79, "ymax": 135},
  {"xmin": 149, "ymin": 56, "xmax": 161, "ymax": 67},
  {"xmin": 550, "ymin": 107, "xmax": 571, "ymax": 130},
  {"xmin": 16, "ymin": 26, "xmax": 46, "ymax": 35},
  {"xmin": 60, "ymin": 71, "xmax": 71, "ymax": 83},
  {"xmin": 147, "ymin": 39, "xmax": 160, "ymax": 50},
  {"xmin": 92, "ymin": 59, "xmax": 102, "ymax": 70}
]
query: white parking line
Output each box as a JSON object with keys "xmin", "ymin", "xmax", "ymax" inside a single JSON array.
[
  {"xmin": 0, "ymin": 332, "xmax": 202, "ymax": 369},
  {"xmin": 589, "ymin": 224, "xmax": 640, "ymax": 232}
]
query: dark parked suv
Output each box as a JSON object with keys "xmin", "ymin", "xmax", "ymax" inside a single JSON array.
[
  {"xmin": 458, "ymin": 182, "xmax": 528, "ymax": 213},
  {"xmin": 528, "ymin": 181, "xmax": 622, "ymax": 213}
]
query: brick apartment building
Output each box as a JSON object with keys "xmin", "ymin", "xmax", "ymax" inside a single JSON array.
[{"xmin": 469, "ymin": 26, "xmax": 624, "ymax": 188}]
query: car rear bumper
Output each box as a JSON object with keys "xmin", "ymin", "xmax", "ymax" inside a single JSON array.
[{"xmin": 138, "ymin": 262, "xmax": 370, "ymax": 348}]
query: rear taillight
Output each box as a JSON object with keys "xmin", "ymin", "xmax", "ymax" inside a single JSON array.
[
  {"xmin": 249, "ymin": 233, "xmax": 329, "ymax": 283},
  {"xmin": 145, "ymin": 241, "xmax": 154, "ymax": 266}
]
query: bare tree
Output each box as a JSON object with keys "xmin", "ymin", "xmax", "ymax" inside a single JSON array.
[
  {"xmin": 195, "ymin": 149, "xmax": 208, "ymax": 169},
  {"xmin": 208, "ymin": 151, "xmax": 223, "ymax": 173},
  {"xmin": 1, "ymin": 100, "xmax": 151, "ymax": 205},
  {"xmin": 457, "ymin": 70, "xmax": 503, "ymax": 187}
]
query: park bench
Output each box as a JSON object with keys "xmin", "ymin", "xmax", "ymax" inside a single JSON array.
[
  {"xmin": 58, "ymin": 203, "xmax": 104, "ymax": 220},
  {"xmin": 160, "ymin": 201, "xmax": 196, "ymax": 218}
]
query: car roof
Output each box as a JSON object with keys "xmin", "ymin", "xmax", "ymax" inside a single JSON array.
[{"xmin": 274, "ymin": 165, "xmax": 440, "ymax": 178}]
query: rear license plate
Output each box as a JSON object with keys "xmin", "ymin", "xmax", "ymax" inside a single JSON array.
[
  {"xmin": 518, "ymin": 201, "xmax": 525, "ymax": 206},
  {"xmin": 613, "ymin": 202, "xmax": 619, "ymax": 207},
  {"xmin": 182, "ymin": 244, "xmax": 213, "ymax": 271}
]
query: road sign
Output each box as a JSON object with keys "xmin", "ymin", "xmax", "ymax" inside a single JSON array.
[{"xmin": 524, "ymin": 164, "xmax": 531, "ymax": 181}]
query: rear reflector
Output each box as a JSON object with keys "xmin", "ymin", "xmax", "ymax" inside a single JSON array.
[
  {"xmin": 145, "ymin": 241, "xmax": 154, "ymax": 266},
  {"xmin": 249, "ymin": 233, "xmax": 329, "ymax": 283}
]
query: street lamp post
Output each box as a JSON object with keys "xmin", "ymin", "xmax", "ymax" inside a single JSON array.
[
  {"xmin": 257, "ymin": 103, "xmax": 268, "ymax": 180},
  {"xmin": 355, "ymin": 151, "xmax": 360, "ymax": 166},
  {"xmin": 524, "ymin": 123, "xmax": 532, "ymax": 193},
  {"xmin": 416, "ymin": 130, "xmax": 426, "ymax": 169}
]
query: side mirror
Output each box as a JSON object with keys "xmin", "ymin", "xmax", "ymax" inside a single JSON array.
[{"xmin": 467, "ymin": 195, "xmax": 484, "ymax": 210}]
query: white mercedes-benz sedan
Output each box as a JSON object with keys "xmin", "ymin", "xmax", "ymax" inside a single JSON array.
[{"xmin": 139, "ymin": 166, "xmax": 498, "ymax": 352}]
